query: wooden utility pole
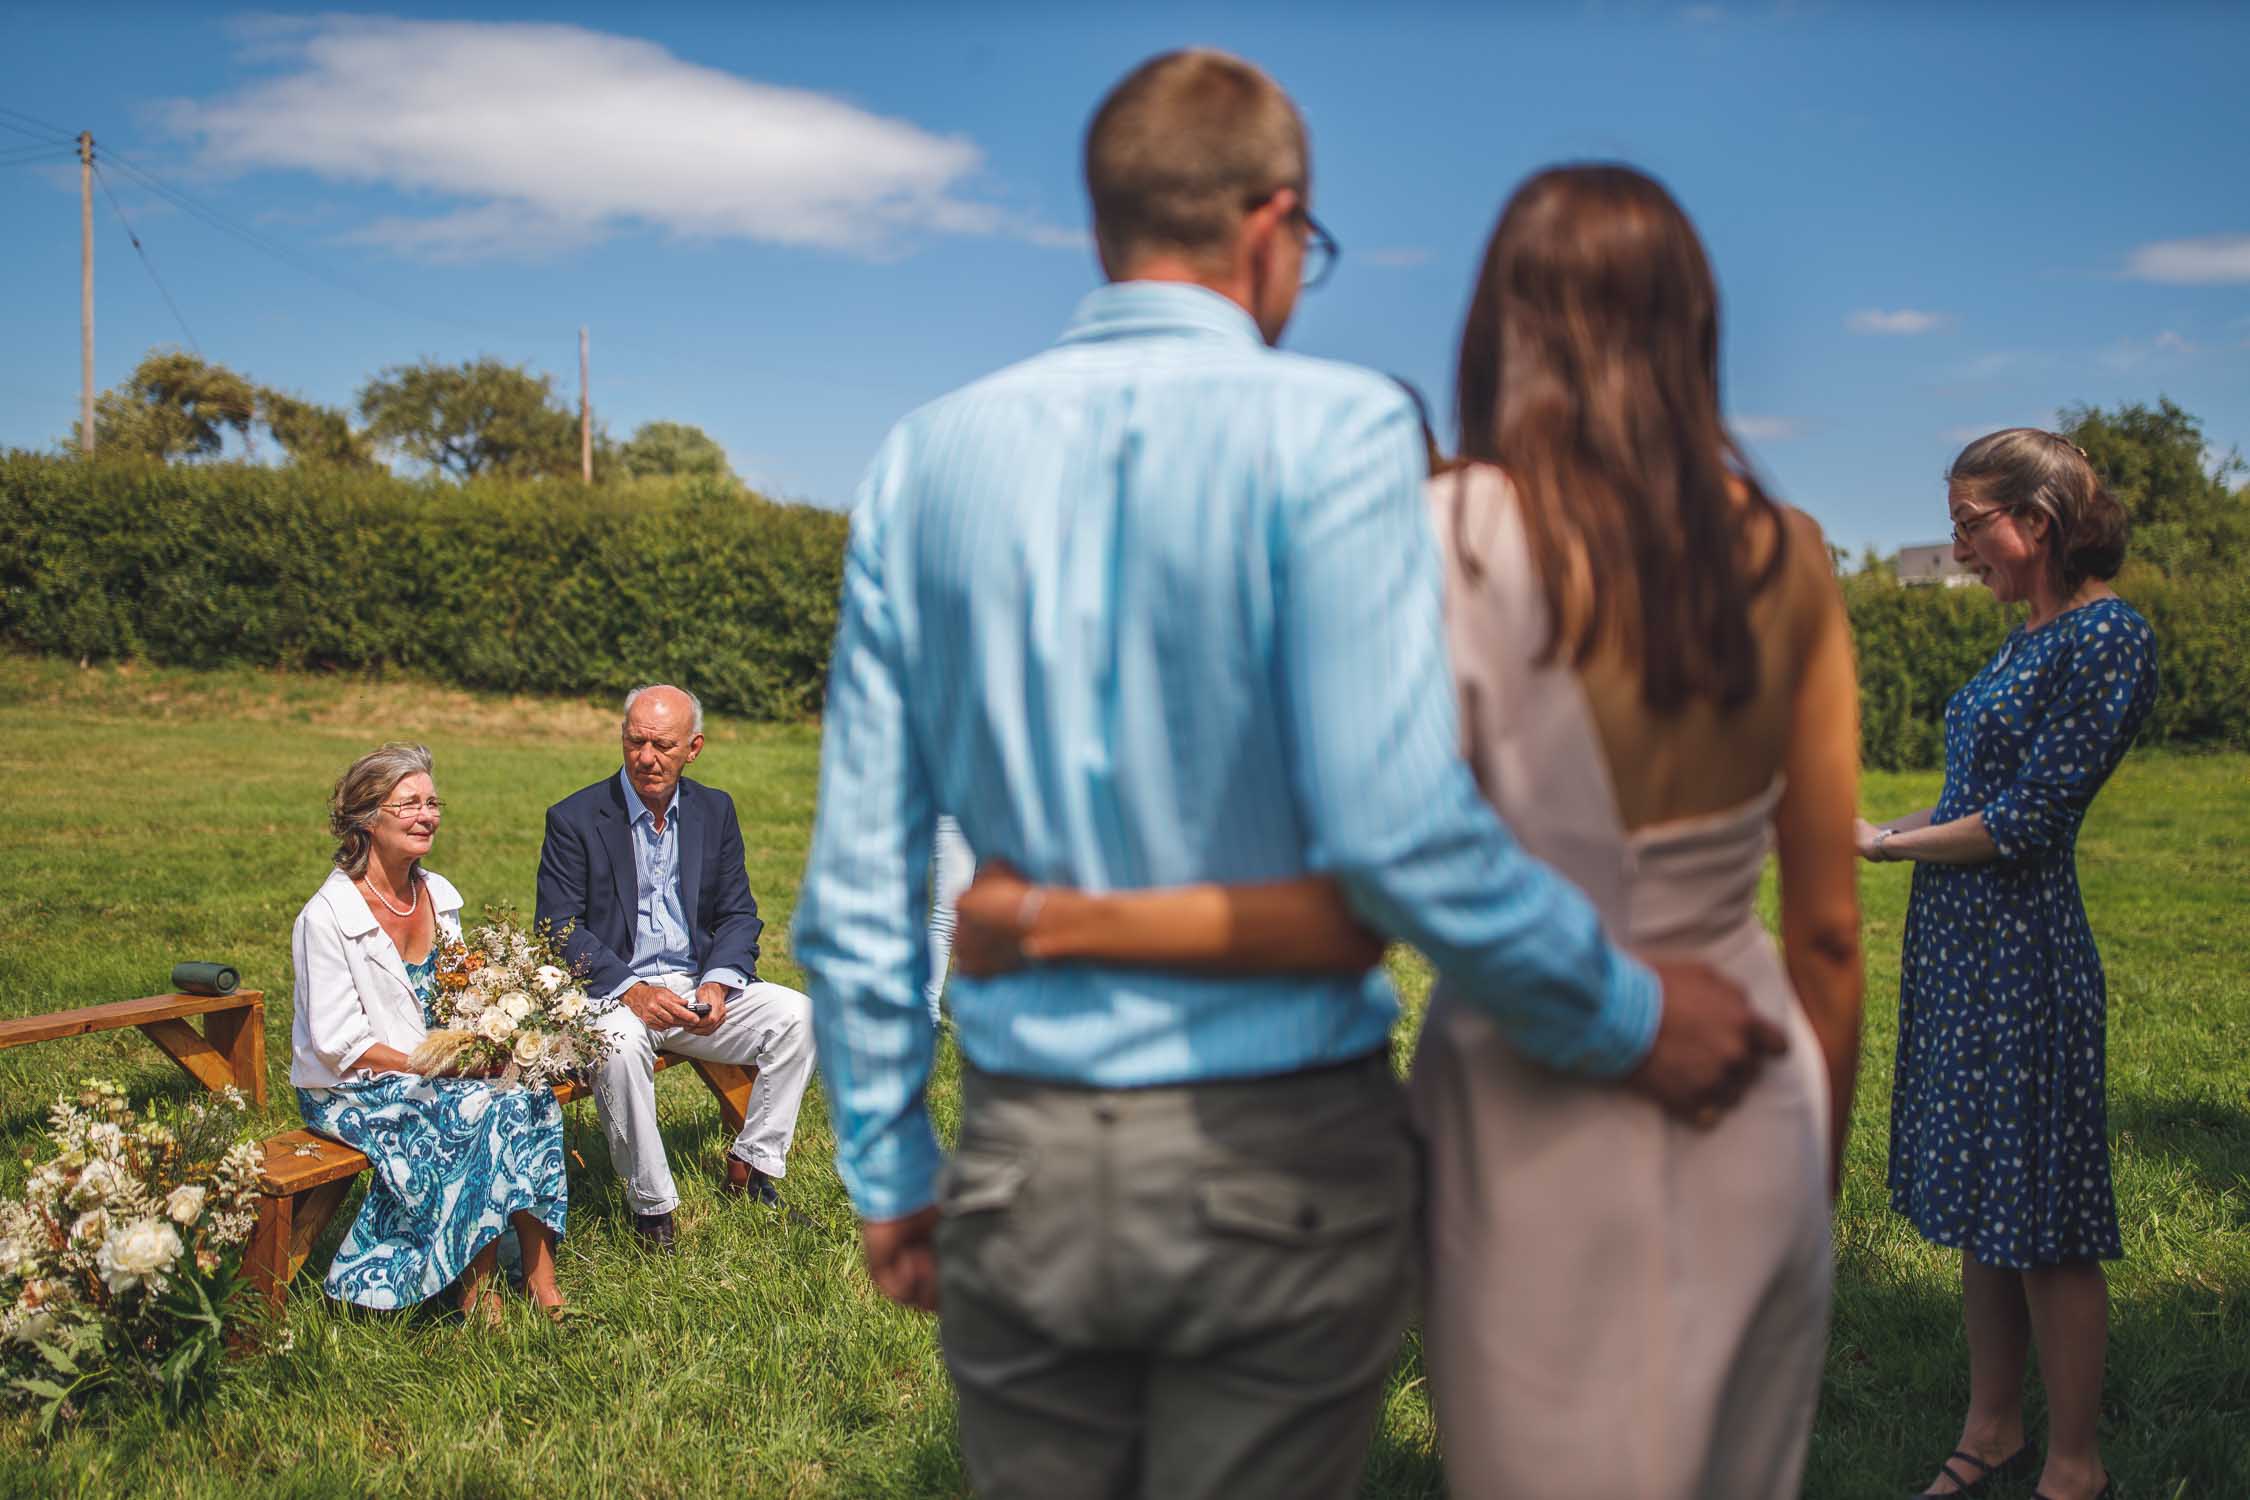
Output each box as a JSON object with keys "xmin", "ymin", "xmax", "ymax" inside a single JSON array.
[
  {"xmin": 79, "ymin": 131, "xmax": 94, "ymax": 455},
  {"xmin": 579, "ymin": 326, "xmax": 592, "ymax": 484}
]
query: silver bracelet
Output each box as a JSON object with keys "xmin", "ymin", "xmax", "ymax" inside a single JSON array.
[{"xmin": 1873, "ymin": 827, "xmax": 1897, "ymax": 861}]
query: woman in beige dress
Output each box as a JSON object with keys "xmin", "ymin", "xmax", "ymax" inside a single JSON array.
[{"xmin": 948, "ymin": 164, "xmax": 1864, "ymax": 1500}]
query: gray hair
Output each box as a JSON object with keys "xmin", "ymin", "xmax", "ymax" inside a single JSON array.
[
  {"xmin": 622, "ymin": 683, "xmax": 704, "ymax": 736},
  {"xmin": 1947, "ymin": 428, "xmax": 2128, "ymax": 592},
  {"xmin": 329, "ymin": 742, "xmax": 435, "ymax": 879}
]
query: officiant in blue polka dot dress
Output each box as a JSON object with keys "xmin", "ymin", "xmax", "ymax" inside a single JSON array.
[{"xmin": 1857, "ymin": 429, "xmax": 2157, "ymax": 1500}]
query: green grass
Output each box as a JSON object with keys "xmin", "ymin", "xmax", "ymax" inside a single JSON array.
[{"xmin": 1, "ymin": 656, "xmax": 2243, "ymax": 1498}]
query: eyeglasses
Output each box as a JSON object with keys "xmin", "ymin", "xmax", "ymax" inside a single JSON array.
[
  {"xmin": 1250, "ymin": 190, "xmax": 1340, "ymax": 291},
  {"xmin": 1298, "ymin": 209, "xmax": 1339, "ymax": 291},
  {"xmin": 1950, "ymin": 507, "xmax": 2008, "ymax": 546},
  {"xmin": 380, "ymin": 799, "xmax": 446, "ymax": 819}
]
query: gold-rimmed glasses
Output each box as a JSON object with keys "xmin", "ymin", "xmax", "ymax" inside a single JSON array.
[{"xmin": 380, "ymin": 798, "xmax": 445, "ymax": 819}]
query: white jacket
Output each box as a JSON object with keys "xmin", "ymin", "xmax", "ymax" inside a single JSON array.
[{"xmin": 289, "ymin": 866, "xmax": 464, "ymax": 1088}]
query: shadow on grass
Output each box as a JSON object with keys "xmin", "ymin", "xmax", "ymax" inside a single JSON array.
[
  {"xmin": 1812, "ymin": 1242, "xmax": 2250, "ymax": 1499},
  {"xmin": 2114, "ymin": 1093, "xmax": 2250, "ymax": 1205}
]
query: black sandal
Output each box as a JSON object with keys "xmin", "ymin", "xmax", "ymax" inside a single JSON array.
[{"xmin": 1913, "ymin": 1444, "xmax": 2038, "ymax": 1498}]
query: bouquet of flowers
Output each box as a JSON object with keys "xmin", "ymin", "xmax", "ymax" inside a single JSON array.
[
  {"xmin": 1, "ymin": 1079, "xmax": 264, "ymax": 1429},
  {"xmin": 407, "ymin": 918, "xmax": 611, "ymax": 1089}
]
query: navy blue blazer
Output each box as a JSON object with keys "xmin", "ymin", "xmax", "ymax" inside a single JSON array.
[{"xmin": 534, "ymin": 774, "xmax": 764, "ymax": 998}]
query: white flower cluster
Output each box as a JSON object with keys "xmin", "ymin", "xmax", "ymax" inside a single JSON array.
[
  {"xmin": 418, "ymin": 920, "xmax": 610, "ymax": 1089},
  {"xmin": 1, "ymin": 1079, "xmax": 260, "ymax": 1349}
]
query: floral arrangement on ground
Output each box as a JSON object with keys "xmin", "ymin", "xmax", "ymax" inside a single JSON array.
[{"xmin": 1, "ymin": 1079, "xmax": 263, "ymax": 1430}]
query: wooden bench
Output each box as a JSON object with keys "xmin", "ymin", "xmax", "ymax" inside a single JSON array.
[
  {"xmin": 249, "ymin": 1053, "xmax": 756, "ymax": 1306},
  {"xmin": 0, "ymin": 990, "xmax": 267, "ymax": 1106}
]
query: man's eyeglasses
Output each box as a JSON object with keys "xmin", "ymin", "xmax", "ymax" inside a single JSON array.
[
  {"xmin": 380, "ymin": 798, "xmax": 446, "ymax": 819},
  {"xmin": 1950, "ymin": 507, "xmax": 2007, "ymax": 546},
  {"xmin": 1298, "ymin": 209, "xmax": 1339, "ymax": 291}
]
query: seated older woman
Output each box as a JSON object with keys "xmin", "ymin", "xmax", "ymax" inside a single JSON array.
[{"xmin": 290, "ymin": 742, "xmax": 567, "ymax": 1324}]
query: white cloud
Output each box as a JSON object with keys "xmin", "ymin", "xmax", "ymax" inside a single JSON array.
[
  {"xmin": 2123, "ymin": 234, "xmax": 2250, "ymax": 285},
  {"xmin": 162, "ymin": 16, "xmax": 1072, "ymax": 263},
  {"xmin": 1730, "ymin": 415, "xmax": 1799, "ymax": 442},
  {"xmin": 1363, "ymin": 248, "xmax": 1432, "ymax": 269},
  {"xmin": 1848, "ymin": 308, "xmax": 1947, "ymax": 335},
  {"xmin": 2100, "ymin": 330, "xmax": 2198, "ymax": 371}
]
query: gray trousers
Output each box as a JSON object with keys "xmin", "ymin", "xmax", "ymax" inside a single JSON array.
[{"xmin": 936, "ymin": 1054, "xmax": 1420, "ymax": 1500}]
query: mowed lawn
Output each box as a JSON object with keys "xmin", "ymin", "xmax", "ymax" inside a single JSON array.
[{"xmin": 0, "ymin": 656, "xmax": 2243, "ymax": 1498}]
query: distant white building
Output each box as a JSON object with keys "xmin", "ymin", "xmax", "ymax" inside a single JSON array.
[{"xmin": 1895, "ymin": 542, "xmax": 1975, "ymax": 587}]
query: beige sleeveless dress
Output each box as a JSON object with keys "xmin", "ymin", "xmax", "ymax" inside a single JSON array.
[{"xmin": 1411, "ymin": 466, "xmax": 1834, "ymax": 1500}]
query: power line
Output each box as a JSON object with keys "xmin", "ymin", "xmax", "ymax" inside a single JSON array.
[
  {"xmin": 0, "ymin": 106, "xmax": 75, "ymax": 145},
  {"xmin": 93, "ymin": 161, "xmax": 201, "ymax": 356},
  {"xmin": 95, "ymin": 148, "xmax": 520, "ymax": 338},
  {"xmin": 0, "ymin": 147, "xmax": 75, "ymax": 167}
]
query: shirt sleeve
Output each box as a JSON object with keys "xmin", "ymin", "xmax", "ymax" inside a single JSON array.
[
  {"xmin": 293, "ymin": 903, "xmax": 378, "ymax": 1079},
  {"xmin": 793, "ymin": 430, "xmax": 941, "ymax": 1220},
  {"xmin": 1273, "ymin": 390, "xmax": 1659, "ymax": 1077},
  {"xmin": 1982, "ymin": 615, "xmax": 2157, "ymax": 862}
]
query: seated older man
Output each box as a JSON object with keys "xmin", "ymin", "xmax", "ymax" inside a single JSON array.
[{"xmin": 536, "ymin": 683, "xmax": 815, "ymax": 1247}]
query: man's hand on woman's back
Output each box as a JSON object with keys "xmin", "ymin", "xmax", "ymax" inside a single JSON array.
[{"xmin": 1627, "ymin": 962, "xmax": 1788, "ymax": 1122}]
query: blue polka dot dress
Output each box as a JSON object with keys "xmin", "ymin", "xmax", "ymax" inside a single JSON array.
[{"xmin": 1888, "ymin": 597, "xmax": 2158, "ymax": 1268}]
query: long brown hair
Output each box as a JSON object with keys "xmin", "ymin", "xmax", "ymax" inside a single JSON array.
[{"xmin": 1454, "ymin": 164, "xmax": 1786, "ymax": 713}]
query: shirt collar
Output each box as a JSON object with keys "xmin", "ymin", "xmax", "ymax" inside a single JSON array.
[
  {"xmin": 617, "ymin": 766, "xmax": 680, "ymax": 830},
  {"xmin": 1057, "ymin": 280, "xmax": 1265, "ymax": 350}
]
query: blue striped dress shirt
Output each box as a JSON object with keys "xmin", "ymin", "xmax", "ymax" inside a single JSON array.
[{"xmin": 795, "ymin": 281, "xmax": 1659, "ymax": 1221}]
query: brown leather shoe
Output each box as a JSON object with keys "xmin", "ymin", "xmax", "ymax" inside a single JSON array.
[{"xmin": 631, "ymin": 1210, "xmax": 676, "ymax": 1252}]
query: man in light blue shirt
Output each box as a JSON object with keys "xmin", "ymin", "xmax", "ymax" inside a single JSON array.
[{"xmin": 795, "ymin": 49, "xmax": 1777, "ymax": 1498}]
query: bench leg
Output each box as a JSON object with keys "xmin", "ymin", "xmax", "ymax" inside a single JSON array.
[
  {"xmin": 248, "ymin": 1180, "xmax": 355, "ymax": 1310},
  {"xmin": 202, "ymin": 1000, "xmax": 267, "ymax": 1106},
  {"xmin": 688, "ymin": 1059, "xmax": 759, "ymax": 1138},
  {"xmin": 139, "ymin": 1017, "xmax": 242, "ymax": 1095},
  {"xmin": 248, "ymin": 1192, "xmax": 296, "ymax": 1310}
]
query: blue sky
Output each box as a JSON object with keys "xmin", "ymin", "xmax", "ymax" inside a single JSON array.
[{"xmin": 2, "ymin": 2, "xmax": 2245, "ymax": 553}]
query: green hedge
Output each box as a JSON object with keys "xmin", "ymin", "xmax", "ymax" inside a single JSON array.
[
  {"xmin": 4, "ymin": 452, "xmax": 2242, "ymax": 764},
  {"xmin": 1844, "ymin": 563, "xmax": 2248, "ymax": 770},
  {"xmin": 0, "ymin": 453, "xmax": 847, "ymax": 720}
]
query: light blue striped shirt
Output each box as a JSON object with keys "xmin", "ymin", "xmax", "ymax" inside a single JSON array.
[{"xmin": 795, "ymin": 282, "xmax": 1659, "ymax": 1220}]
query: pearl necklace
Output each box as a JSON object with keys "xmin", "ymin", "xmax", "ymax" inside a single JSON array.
[{"xmin": 362, "ymin": 871, "xmax": 419, "ymax": 918}]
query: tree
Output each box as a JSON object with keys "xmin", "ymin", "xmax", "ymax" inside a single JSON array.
[
  {"xmin": 84, "ymin": 350, "xmax": 258, "ymax": 461},
  {"xmin": 618, "ymin": 421, "xmax": 733, "ymax": 481},
  {"xmin": 356, "ymin": 357, "xmax": 585, "ymax": 481},
  {"xmin": 260, "ymin": 388, "xmax": 376, "ymax": 470},
  {"xmin": 2060, "ymin": 397, "xmax": 2246, "ymax": 575}
]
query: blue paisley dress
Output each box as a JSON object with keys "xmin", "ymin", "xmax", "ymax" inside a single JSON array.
[
  {"xmin": 1888, "ymin": 597, "xmax": 2158, "ymax": 1268},
  {"xmin": 295, "ymin": 949, "xmax": 568, "ymax": 1309}
]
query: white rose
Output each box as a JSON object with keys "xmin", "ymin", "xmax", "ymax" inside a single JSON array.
[
  {"xmin": 552, "ymin": 991, "xmax": 586, "ymax": 1022},
  {"xmin": 69, "ymin": 1158, "xmax": 121, "ymax": 1208},
  {"xmin": 511, "ymin": 1032, "xmax": 545, "ymax": 1067},
  {"xmin": 476, "ymin": 1008, "xmax": 518, "ymax": 1043},
  {"xmin": 69, "ymin": 1209, "xmax": 109, "ymax": 1247},
  {"xmin": 454, "ymin": 989, "xmax": 487, "ymax": 1020},
  {"xmin": 165, "ymin": 1184, "xmax": 208, "ymax": 1226},
  {"xmin": 533, "ymin": 965, "xmax": 570, "ymax": 995},
  {"xmin": 498, "ymin": 991, "xmax": 534, "ymax": 1022},
  {"xmin": 95, "ymin": 1217, "xmax": 182, "ymax": 1294},
  {"xmin": 86, "ymin": 1123, "xmax": 124, "ymax": 1150},
  {"xmin": 0, "ymin": 1236, "xmax": 34, "ymax": 1279}
]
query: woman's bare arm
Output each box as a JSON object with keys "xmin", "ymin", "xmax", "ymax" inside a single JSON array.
[
  {"xmin": 1775, "ymin": 565, "xmax": 1865, "ymax": 1202},
  {"xmin": 951, "ymin": 865, "xmax": 1385, "ymax": 979}
]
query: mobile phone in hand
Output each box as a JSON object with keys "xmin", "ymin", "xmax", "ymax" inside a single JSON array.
[{"xmin": 683, "ymin": 998, "xmax": 712, "ymax": 1020}]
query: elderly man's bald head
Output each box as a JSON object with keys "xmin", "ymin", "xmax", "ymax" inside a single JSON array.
[{"xmin": 620, "ymin": 684, "xmax": 705, "ymax": 815}]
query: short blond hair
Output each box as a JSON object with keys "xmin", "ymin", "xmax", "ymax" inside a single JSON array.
[
  {"xmin": 329, "ymin": 742, "xmax": 434, "ymax": 879},
  {"xmin": 1085, "ymin": 49, "xmax": 1308, "ymax": 273}
]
